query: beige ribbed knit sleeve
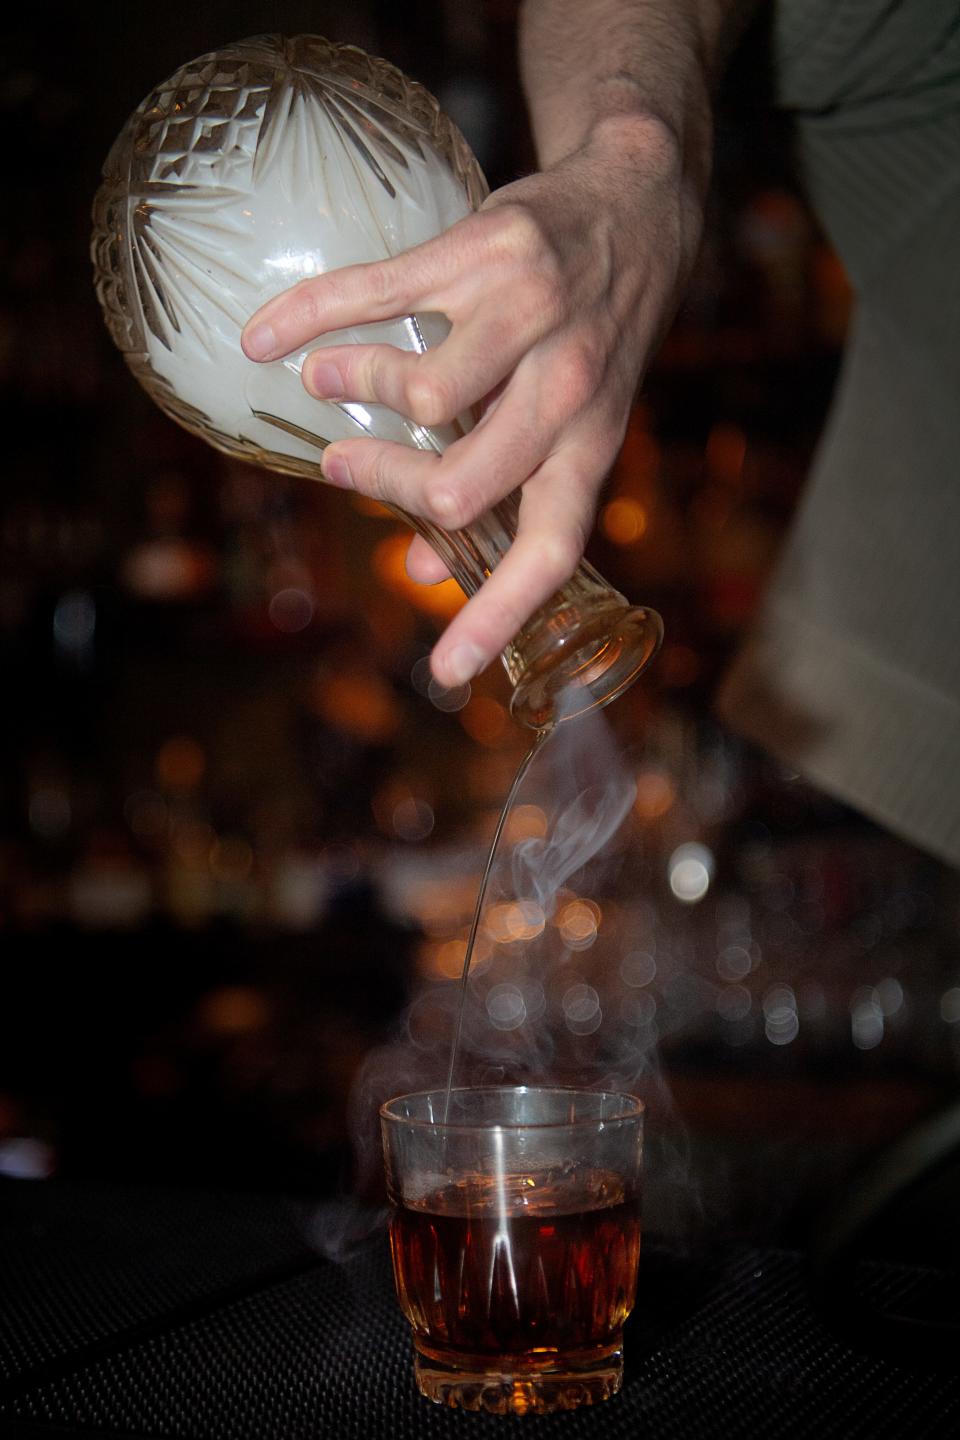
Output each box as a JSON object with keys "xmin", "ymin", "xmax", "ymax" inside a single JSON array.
[{"xmin": 717, "ymin": 0, "xmax": 960, "ymax": 867}]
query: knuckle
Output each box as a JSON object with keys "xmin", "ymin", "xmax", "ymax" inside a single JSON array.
[
  {"xmin": 484, "ymin": 589, "xmax": 526, "ymax": 642},
  {"xmin": 287, "ymin": 278, "xmax": 326, "ymax": 337},
  {"xmin": 486, "ymin": 203, "xmax": 556, "ymax": 273},
  {"xmin": 405, "ymin": 369, "xmax": 457, "ymax": 428},
  {"xmin": 489, "ymin": 203, "xmax": 549, "ymax": 265},
  {"xmin": 533, "ymin": 530, "xmax": 581, "ymax": 586},
  {"xmin": 482, "ymin": 205, "xmax": 566, "ymax": 332},
  {"xmin": 366, "ymin": 348, "xmax": 394, "ymax": 402},
  {"xmin": 365, "ymin": 259, "xmax": 402, "ymax": 312},
  {"xmin": 424, "ymin": 481, "xmax": 475, "ymax": 530},
  {"xmin": 553, "ymin": 341, "xmax": 604, "ymax": 414},
  {"xmin": 357, "ymin": 448, "xmax": 393, "ymax": 506}
]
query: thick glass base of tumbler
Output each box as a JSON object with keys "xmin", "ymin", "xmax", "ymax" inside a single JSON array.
[
  {"xmin": 413, "ymin": 1337, "xmax": 624, "ymax": 1414},
  {"xmin": 509, "ymin": 600, "xmax": 664, "ymax": 731}
]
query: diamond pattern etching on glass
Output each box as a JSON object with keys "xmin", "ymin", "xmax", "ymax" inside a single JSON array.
[{"xmin": 91, "ymin": 34, "xmax": 485, "ymax": 476}]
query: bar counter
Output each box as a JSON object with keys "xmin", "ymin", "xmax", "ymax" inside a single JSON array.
[{"xmin": 1, "ymin": 1177, "xmax": 957, "ymax": 1438}]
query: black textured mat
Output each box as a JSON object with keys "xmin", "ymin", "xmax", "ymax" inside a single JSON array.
[
  {"xmin": 0, "ymin": 1179, "xmax": 318, "ymax": 1391},
  {"xmin": 1, "ymin": 1179, "xmax": 958, "ymax": 1438}
]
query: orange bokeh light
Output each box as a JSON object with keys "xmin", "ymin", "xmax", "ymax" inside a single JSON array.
[
  {"xmin": 485, "ymin": 899, "xmax": 546, "ymax": 944},
  {"xmin": 372, "ymin": 532, "xmax": 465, "ymax": 619},
  {"xmin": 408, "ymin": 876, "xmax": 479, "ymax": 935},
  {"xmin": 556, "ymin": 898, "xmax": 601, "ymax": 947},
  {"xmin": 617, "ymin": 418, "xmax": 660, "ymax": 486},
  {"xmin": 601, "ymin": 498, "xmax": 648, "ymax": 546},
  {"xmin": 459, "ymin": 695, "xmax": 509, "ymax": 747},
  {"xmin": 313, "ymin": 671, "xmax": 401, "ymax": 744},
  {"xmin": 419, "ymin": 931, "xmax": 493, "ymax": 979},
  {"xmin": 503, "ymin": 803, "xmax": 548, "ymax": 844},
  {"xmin": 419, "ymin": 938, "xmax": 468, "ymax": 980},
  {"xmin": 634, "ymin": 770, "xmax": 676, "ymax": 819},
  {"xmin": 351, "ymin": 494, "xmax": 393, "ymax": 519}
]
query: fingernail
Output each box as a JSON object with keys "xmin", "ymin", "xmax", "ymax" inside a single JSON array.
[
  {"xmin": 323, "ymin": 454, "xmax": 352, "ymax": 488},
  {"xmin": 444, "ymin": 642, "xmax": 485, "ymax": 685},
  {"xmin": 306, "ymin": 360, "xmax": 344, "ymax": 399},
  {"xmin": 243, "ymin": 322, "xmax": 278, "ymax": 360}
]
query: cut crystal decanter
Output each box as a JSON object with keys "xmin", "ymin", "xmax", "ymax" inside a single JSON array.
[{"xmin": 91, "ymin": 34, "xmax": 662, "ymax": 729}]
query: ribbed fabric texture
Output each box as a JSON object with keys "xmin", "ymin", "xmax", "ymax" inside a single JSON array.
[{"xmin": 718, "ymin": 0, "xmax": 960, "ymax": 868}]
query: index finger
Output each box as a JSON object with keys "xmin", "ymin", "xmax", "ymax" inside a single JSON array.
[
  {"xmin": 430, "ymin": 462, "xmax": 594, "ymax": 687},
  {"xmin": 241, "ymin": 233, "xmax": 456, "ymax": 362}
]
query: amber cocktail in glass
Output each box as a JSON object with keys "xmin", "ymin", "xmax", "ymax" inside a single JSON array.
[{"xmin": 380, "ymin": 1086, "xmax": 643, "ymax": 1415}]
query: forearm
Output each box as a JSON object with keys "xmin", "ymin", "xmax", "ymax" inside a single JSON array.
[{"xmin": 520, "ymin": 0, "xmax": 754, "ymax": 189}]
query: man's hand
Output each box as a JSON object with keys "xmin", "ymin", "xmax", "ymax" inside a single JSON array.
[{"xmin": 242, "ymin": 117, "xmax": 700, "ymax": 686}]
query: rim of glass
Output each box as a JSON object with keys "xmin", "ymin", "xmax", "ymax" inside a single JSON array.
[{"xmin": 380, "ymin": 1084, "xmax": 644, "ymax": 1131}]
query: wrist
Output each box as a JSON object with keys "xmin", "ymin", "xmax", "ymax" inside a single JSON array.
[
  {"xmin": 571, "ymin": 105, "xmax": 711, "ymax": 257},
  {"xmin": 584, "ymin": 84, "xmax": 713, "ymax": 191},
  {"xmin": 521, "ymin": 3, "xmax": 723, "ymax": 190},
  {"xmin": 585, "ymin": 109, "xmax": 687, "ymax": 174}
]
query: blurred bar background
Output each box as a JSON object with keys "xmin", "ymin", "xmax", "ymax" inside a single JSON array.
[{"xmin": 1, "ymin": 1, "xmax": 957, "ymax": 1250}]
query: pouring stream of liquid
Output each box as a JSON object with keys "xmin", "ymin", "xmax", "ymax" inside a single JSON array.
[{"xmin": 442, "ymin": 726, "xmax": 552, "ymax": 1121}]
